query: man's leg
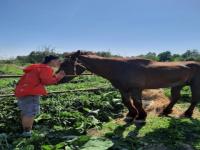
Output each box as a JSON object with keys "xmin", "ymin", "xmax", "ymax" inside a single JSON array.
[
  {"xmin": 18, "ymin": 95, "xmax": 40, "ymax": 137},
  {"xmin": 21, "ymin": 115, "xmax": 34, "ymax": 132}
]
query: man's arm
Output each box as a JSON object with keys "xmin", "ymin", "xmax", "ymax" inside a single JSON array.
[{"xmin": 39, "ymin": 68, "xmax": 65, "ymax": 85}]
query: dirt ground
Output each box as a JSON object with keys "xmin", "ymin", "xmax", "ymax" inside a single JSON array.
[
  {"xmin": 87, "ymin": 89, "xmax": 200, "ymax": 137},
  {"xmin": 143, "ymin": 89, "xmax": 200, "ymax": 118}
]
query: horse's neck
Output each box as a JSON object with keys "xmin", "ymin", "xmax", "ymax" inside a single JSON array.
[{"xmin": 79, "ymin": 55, "xmax": 110, "ymax": 78}]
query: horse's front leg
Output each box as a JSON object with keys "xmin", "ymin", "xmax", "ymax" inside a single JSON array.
[
  {"xmin": 120, "ymin": 91, "xmax": 138, "ymax": 123},
  {"xmin": 131, "ymin": 88, "xmax": 147, "ymax": 124}
]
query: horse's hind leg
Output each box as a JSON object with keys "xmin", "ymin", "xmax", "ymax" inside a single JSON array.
[
  {"xmin": 184, "ymin": 83, "xmax": 199, "ymax": 117},
  {"xmin": 162, "ymin": 86, "xmax": 183, "ymax": 116},
  {"xmin": 131, "ymin": 88, "xmax": 147, "ymax": 122},
  {"xmin": 120, "ymin": 91, "xmax": 138, "ymax": 122}
]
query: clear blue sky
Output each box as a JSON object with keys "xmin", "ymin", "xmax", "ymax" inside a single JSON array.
[{"xmin": 0, "ymin": 0, "xmax": 200, "ymax": 58}]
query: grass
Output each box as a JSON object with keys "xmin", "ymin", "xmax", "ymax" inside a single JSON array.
[
  {"xmin": 0, "ymin": 64, "xmax": 200, "ymax": 150},
  {"xmin": 98, "ymin": 116, "xmax": 200, "ymax": 150},
  {"xmin": 0, "ymin": 64, "xmax": 23, "ymax": 75}
]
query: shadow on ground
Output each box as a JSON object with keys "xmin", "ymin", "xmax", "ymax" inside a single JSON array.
[{"xmin": 106, "ymin": 117, "xmax": 200, "ymax": 150}]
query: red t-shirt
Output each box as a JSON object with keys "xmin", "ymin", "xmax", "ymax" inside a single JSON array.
[{"xmin": 15, "ymin": 64, "xmax": 62, "ymax": 98}]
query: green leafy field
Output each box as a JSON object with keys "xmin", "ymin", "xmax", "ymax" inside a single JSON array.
[{"xmin": 0, "ymin": 64, "xmax": 200, "ymax": 150}]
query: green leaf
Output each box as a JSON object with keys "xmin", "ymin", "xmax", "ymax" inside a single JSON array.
[
  {"xmin": 64, "ymin": 145, "xmax": 73, "ymax": 150},
  {"xmin": 53, "ymin": 125, "xmax": 65, "ymax": 131},
  {"xmin": 89, "ymin": 116, "xmax": 100, "ymax": 125},
  {"xmin": 41, "ymin": 145, "xmax": 54, "ymax": 150},
  {"xmin": 83, "ymin": 108, "xmax": 91, "ymax": 113},
  {"xmin": 80, "ymin": 137, "xmax": 113, "ymax": 150},
  {"xmin": 35, "ymin": 113, "xmax": 52, "ymax": 122},
  {"xmin": 55, "ymin": 142, "xmax": 66, "ymax": 149},
  {"xmin": 72, "ymin": 135, "xmax": 91, "ymax": 146},
  {"xmin": 23, "ymin": 145, "xmax": 35, "ymax": 150}
]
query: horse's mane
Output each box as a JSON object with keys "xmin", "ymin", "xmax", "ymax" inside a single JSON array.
[
  {"xmin": 80, "ymin": 51, "xmax": 96, "ymax": 55},
  {"xmin": 64, "ymin": 51, "xmax": 96, "ymax": 57},
  {"xmin": 63, "ymin": 50, "xmax": 153, "ymax": 65}
]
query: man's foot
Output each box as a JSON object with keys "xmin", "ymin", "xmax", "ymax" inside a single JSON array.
[{"xmin": 21, "ymin": 131, "xmax": 32, "ymax": 138}]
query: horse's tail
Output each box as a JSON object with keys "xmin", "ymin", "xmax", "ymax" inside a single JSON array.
[{"xmin": 185, "ymin": 62, "xmax": 200, "ymax": 84}]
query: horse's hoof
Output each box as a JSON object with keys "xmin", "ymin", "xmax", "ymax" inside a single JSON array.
[
  {"xmin": 134, "ymin": 119, "xmax": 146, "ymax": 127},
  {"xmin": 123, "ymin": 117, "xmax": 134, "ymax": 123},
  {"xmin": 160, "ymin": 109, "xmax": 172, "ymax": 116},
  {"xmin": 134, "ymin": 119, "xmax": 146, "ymax": 124},
  {"xmin": 182, "ymin": 113, "xmax": 192, "ymax": 118}
]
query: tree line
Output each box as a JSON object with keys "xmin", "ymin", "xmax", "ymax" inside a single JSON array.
[
  {"xmin": 1, "ymin": 48, "xmax": 200, "ymax": 64},
  {"xmin": 138, "ymin": 49, "xmax": 200, "ymax": 62}
]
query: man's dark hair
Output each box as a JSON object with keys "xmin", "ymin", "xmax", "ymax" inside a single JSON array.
[{"xmin": 43, "ymin": 55, "xmax": 59, "ymax": 64}]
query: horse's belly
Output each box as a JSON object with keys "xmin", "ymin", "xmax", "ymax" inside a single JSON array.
[{"xmin": 145, "ymin": 80, "xmax": 184, "ymax": 89}]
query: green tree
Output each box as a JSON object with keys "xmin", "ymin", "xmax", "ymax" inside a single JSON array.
[
  {"xmin": 96, "ymin": 51, "xmax": 121, "ymax": 57},
  {"xmin": 144, "ymin": 52, "xmax": 157, "ymax": 60},
  {"xmin": 158, "ymin": 51, "xmax": 172, "ymax": 62},
  {"xmin": 171, "ymin": 54, "xmax": 182, "ymax": 61},
  {"xmin": 16, "ymin": 46, "xmax": 60, "ymax": 63},
  {"xmin": 96, "ymin": 51, "xmax": 112, "ymax": 57},
  {"xmin": 182, "ymin": 50, "xmax": 200, "ymax": 61}
]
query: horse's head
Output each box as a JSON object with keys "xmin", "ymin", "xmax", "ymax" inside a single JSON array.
[
  {"xmin": 57, "ymin": 51, "xmax": 86, "ymax": 83},
  {"xmin": 70, "ymin": 50, "xmax": 81, "ymax": 60},
  {"xmin": 68, "ymin": 50, "xmax": 95, "ymax": 60},
  {"xmin": 63, "ymin": 50, "xmax": 96, "ymax": 67}
]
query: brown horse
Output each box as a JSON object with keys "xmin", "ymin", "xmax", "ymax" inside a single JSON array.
[{"xmin": 58, "ymin": 50, "xmax": 200, "ymax": 123}]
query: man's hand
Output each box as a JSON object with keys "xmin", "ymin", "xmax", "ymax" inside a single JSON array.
[{"xmin": 56, "ymin": 70, "xmax": 66, "ymax": 79}]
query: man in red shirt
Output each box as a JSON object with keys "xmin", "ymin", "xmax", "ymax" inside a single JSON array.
[{"xmin": 15, "ymin": 55, "xmax": 65, "ymax": 137}]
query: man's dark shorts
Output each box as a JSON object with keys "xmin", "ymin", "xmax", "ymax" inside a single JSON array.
[{"xmin": 17, "ymin": 96, "xmax": 40, "ymax": 117}]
